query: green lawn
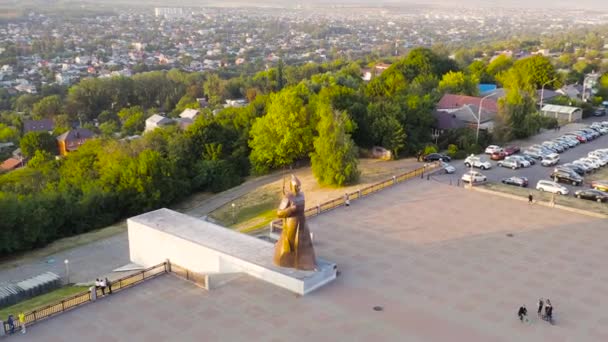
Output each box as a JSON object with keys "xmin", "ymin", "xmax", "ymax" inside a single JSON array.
[
  {"xmin": 0, "ymin": 286, "xmax": 89, "ymax": 318},
  {"xmin": 209, "ymin": 189, "xmax": 279, "ymax": 229}
]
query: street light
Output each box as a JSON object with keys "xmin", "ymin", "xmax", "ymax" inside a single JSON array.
[
  {"xmin": 64, "ymin": 259, "xmax": 70, "ymax": 284},
  {"xmin": 231, "ymin": 203, "xmax": 236, "ymax": 224},
  {"xmin": 475, "ymin": 92, "xmax": 497, "ymax": 143},
  {"xmin": 540, "ymin": 77, "xmax": 558, "ymax": 110}
]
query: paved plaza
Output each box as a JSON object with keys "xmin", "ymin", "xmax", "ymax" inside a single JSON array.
[{"xmin": 13, "ymin": 180, "xmax": 608, "ymax": 341}]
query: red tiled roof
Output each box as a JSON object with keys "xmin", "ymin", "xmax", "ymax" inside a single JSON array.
[
  {"xmin": 0, "ymin": 157, "xmax": 22, "ymax": 171},
  {"xmin": 437, "ymin": 94, "xmax": 499, "ymax": 113}
]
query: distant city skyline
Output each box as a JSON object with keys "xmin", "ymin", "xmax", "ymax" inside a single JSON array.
[{"xmin": 211, "ymin": 0, "xmax": 608, "ymax": 10}]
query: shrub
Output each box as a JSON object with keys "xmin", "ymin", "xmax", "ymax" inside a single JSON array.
[
  {"xmin": 423, "ymin": 145, "xmax": 438, "ymax": 155},
  {"xmin": 447, "ymin": 144, "xmax": 458, "ymax": 156}
]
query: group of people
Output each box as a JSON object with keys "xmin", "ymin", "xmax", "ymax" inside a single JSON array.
[
  {"xmin": 518, "ymin": 298, "xmax": 554, "ymax": 324},
  {"xmin": 6, "ymin": 313, "xmax": 26, "ymax": 335},
  {"xmin": 95, "ymin": 277, "xmax": 112, "ymax": 296}
]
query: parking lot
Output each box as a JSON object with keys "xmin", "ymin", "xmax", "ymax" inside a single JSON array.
[{"xmin": 435, "ymin": 122, "xmax": 608, "ymax": 196}]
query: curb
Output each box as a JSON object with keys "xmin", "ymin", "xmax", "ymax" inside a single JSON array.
[{"xmin": 470, "ymin": 186, "xmax": 608, "ymax": 219}]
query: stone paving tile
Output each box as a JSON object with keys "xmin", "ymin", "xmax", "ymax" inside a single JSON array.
[{"xmin": 12, "ymin": 180, "xmax": 608, "ymax": 341}]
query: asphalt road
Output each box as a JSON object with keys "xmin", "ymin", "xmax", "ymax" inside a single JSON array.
[{"xmin": 435, "ymin": 123, "xmax": 608, "ymax": 195}]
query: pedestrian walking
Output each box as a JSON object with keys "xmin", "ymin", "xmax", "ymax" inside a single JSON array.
[
  {"xmin": 105, "ymin": 277, "xmax": 112, "ymax": 294},
  {"xmin": 7, "ymin": 315, "xmax": 14, "ymax": 334},
  {"xmin": 528, "ymin": 194, "xmax": 534, "ymax": 204},
  {"xmin": 545, "ymin": 299, "xmax": 553, "ymax": 322},
  {"xmin": 18, "ymin": 312, "xmax": 25, "ymax": 334},
  {"xmin": 518, "ymin": 305, "xmax": 528, "ymax": 322},
  {"xmin": 537, "ymin": 298, "xmax": 544, "ymax": 317},
  {"xmin": 100, "ymin": 278, "xmax": 106, "ymax": 295}
]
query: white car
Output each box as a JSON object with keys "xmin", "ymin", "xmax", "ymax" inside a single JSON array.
[
  {"xmin": 541, "ymin": 153, "xmax": 560, "ymax": 167},
  {"xmin": 536, "ymin": 180, "xmax": 569, "ymax": 195},
  {"xmin": 464, "ymin": 155, "xmax": 492, "ymax": 170},
  {"xmin": 461, "ymin": 171, "xmax": 487, "ymax": 183},
  {"xmin": 440, "ymin": 161, "xmax": 456, "ymax": 174},
  {"xmin": 485, "ymin": 145, "xmax": 502, "ymax": 154},
  {"xmin": 580, "ymin": 158, "xmax": 601, "ymax": 169},
  {"xmin": 587, "ymin": 155, "xmax": 608, "ymax": 166},
  {"xmin": 506, "ymin": 155, "xmax": 531, "ymax": 168}
]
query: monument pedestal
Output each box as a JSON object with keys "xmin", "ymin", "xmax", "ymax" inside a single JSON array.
[{"xmin": 128, "ymin": 209, "xmax": 336, "ymax": 295}]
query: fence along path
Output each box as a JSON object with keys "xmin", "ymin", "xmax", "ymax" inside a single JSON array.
[
  {"xmin": 271, "ymin": 162, "xmax": 439, "ymax": 232},
  {"xmin": 3, "ymin": 262, "xmax": 169, "ymax": 335}
]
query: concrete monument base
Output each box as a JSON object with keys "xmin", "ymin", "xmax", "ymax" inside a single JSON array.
[{"xmin": 127, "ymin": 208, "xmax": 336, "ymax": 295}]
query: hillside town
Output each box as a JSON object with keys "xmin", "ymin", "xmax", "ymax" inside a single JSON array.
[{"xmin": 1, "ymin": 5, "xmax": 608, "ymax": 94}]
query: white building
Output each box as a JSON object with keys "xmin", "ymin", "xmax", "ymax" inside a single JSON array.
[
  {"xmin": 179, "ymin": 108, "xmax": 200, "ymax": 121},
  {"xmin": 541, "ymin": 104, "xmax": 582, "ymax": 123},
  {"xmin": 145, "ymin": 114, "xmax": 174, "ymax": 132}
]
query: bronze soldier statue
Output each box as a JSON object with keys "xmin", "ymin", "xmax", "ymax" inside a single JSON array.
[{"xmin": 273, "ymin": 175, "xmax": 316, "ymax": 270}]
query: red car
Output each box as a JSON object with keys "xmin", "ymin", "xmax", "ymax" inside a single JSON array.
[
  {"xmin": 490, "ymin": 151, "xmax": 506, "ymax": 160},
  {"xmin": 503, "ymin": 145, "xmax": 520, "ymax": 156}
]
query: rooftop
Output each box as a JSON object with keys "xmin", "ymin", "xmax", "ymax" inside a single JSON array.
[{"xmin": 16, "ymin": 181, "xmax": 608, "ymax": 341}]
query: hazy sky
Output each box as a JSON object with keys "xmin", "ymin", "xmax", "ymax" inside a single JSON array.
[{"xmin": 253, "ymin": 0, "xmax": 608, "ymax": 10}]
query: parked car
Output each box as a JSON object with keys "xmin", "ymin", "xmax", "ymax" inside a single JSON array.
[
  {"xmin": 464, "ymin": 155, "xmax": 492, "ymax": 170},
  {"xmin": 485, "ymin": 145, "xmax": 502, "ymax": 154},
  {"xmin": 574, "ymin": 189, "xmax": 608, "ymax": 202},
  {"xmin": 561, "ymin": 163, "xmax": 585, "ymax": 176},
  {"xmin": 564, "ymin": 132, "xmax": 587, "ymax": 143},
  {"xmin": 497, "ymin": 158, "xmax": 520, "ymax": 169},
  {"xmin": 503, "ymin": 145, "xmax": 520, "ymax": 156},
  {"xmin": 520, "ymin": 154, "xmax": 536, "ymax": 165},
  {"xmin": 490, "ymin": 151, "xmax": 507, "ymax": 160},
  {"xmin": 461, "ymin": 171, "xmax": 487, "ymax": 183},
  {"xmin": 506, "ymin": 155, "xmax": 531, "ymax": 168},
  {"xmin": 591, "ymin": 180, "xmax": 608, "ymax": 192},
  {"xmin": 542, "ymin": 141, "xmax": 564, "ymax": 153},
  {"xmin": 423, "ymin": 153, "xmax": 451, "ymax": 162},
  {"xmin": 523, "ymin": 150, "xmax": 543, "ymax": 161},
  {"xmin": 536, "ymin": 180, "xmax": 569, "ymax": 195},
  {"xmin": 501, "ymin": 176, "xmax": 528, "ymax": 187},
  {"xmin": 551, "ymin": 170, "xmax": 583, "ymax": 186},
  {"xmin": 541, "ymin": 153, "xmax": 560, "ymax": 167},
  {"xmin": 440, "ymin": 161, "xmax": 456, "ymax": 174},
  {"xmin": 573, "ymin": 160, "xmax": 595, "ymax": 173}
]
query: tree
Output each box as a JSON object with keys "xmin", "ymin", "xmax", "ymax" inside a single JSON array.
[
  {"xmin": 204, "ymin": 73, "xmax": 224, "ymax": 106},
  {"xmin": 438, "ymin": 71, "xmax": 479, "ymax": 96},
  {"xmin": 99, "ymin": 121, "xmax": 119, "ymax": 137},
  {"xmin": 310, "ymin": 107, "xmax": 359, "ymax": 186},
  {"xmin": 486, "ymin": 55, "xmax": 513, "ymax": 78},
  {"xmin": 118, "ymin": 106, "xmax": 145, "ymax": 135},
  {"xmin": 248, "ymin": 86, "xmax": 314, "ymax": 173},
  {"xmin": 20, "ymin": 132, "xmax": 58, "ymax": 158},
  {"xmin": 0, "ymin": 124, "xmax": 19, "ymax": 143},
  {"xmin": 32, "ymin": 95, "xmax": 62, "ymax": 119},
  {"xmin": 14, "ymin": 94, "xmax": 40, "ymax": 112}
]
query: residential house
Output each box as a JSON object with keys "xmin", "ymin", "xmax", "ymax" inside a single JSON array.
[
  {"xmin": 0, "ymin": 157, "xmax": 22, "ymax": 172},
  {"xmin": 179, "ymin": 108, "xmax": 200, "ymax": 121},
  {"xmin": 556, "ymin": 84, "xmax": 583, "ymax": 100},
  {"xmin": 56, "ymin": 128, "xmax": 95, "ymax": 156},
  {"xmin": 23, "ymin": 119, "xmax": 55, "ymax": 134},
  {"xmin": 145, "ymin": 114, "xmax": 174, "ymax": 132},
  {"xmin": 540, "ymin": 104, "xmax": 582, "ymax": 123},
  {"xmin": 434, "ymin": 94, "xmax": 499, "ymax": 131}
]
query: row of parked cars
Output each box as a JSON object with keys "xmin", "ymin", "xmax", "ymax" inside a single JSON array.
[{"xmin": 522, "ymin": 122, "xmax": 608, "ymax": 168}]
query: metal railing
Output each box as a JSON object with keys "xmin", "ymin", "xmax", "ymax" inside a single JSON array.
[
  {"xmin": 271, "ymin": 162, "xmax": 439, "ymax": 233},
  {"xmin": 3, "ymin": 262, "xmax": 168, "ymax": 335},
  {"xmin": 170, "ymin": 263, "xmax": 208, "ymax": 289}
]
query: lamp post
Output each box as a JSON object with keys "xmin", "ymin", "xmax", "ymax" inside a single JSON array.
[
  {"xmin": 476, "ymin": 92, "xmax": 496, "ymax": 143},
  {"xmin": 231, "ymin": 203, "xmax": 236, "ymax": 224},
  {"xmin": 64, "ymin": 259, "xmax": 70, "ymax": 284},
  {"xmin": 540, "ymin": 77, "xmax": 558, "ymax": 110}
]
